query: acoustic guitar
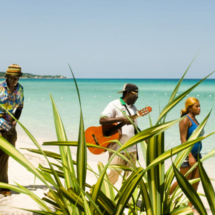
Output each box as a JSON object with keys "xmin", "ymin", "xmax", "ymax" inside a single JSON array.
[{"xmin": 85, "ymin": 106, "xmax": 152, "ymax": 155}]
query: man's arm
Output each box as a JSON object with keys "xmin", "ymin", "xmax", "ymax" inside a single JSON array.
[
  {"xmin": 100, "ymin": 100, "xmax": 134, "ymax": 125},
  {"xmin": 11, "ymin": 109, "xmax": 22, "ymax": 126},
  {"xmin": 100, "ymin": 116, "xmax": 132, "ymax": 125},
  {"xmin": 14, "ymin": 108, "xmax": 22, "ymax": 120},
  {"xmin": 11, "ymin": 85, "xmax": 24, "ymax": 127}
]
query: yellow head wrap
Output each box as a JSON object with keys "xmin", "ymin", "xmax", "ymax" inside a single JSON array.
[{"xmin": 181, "ymin": 97, "xmax": 199, "ymax": 116}]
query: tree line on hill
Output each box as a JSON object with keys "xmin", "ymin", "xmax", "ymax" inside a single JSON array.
[{"xmin": 0, "ymin": 72, "xmax": 67, "ymax": 79}]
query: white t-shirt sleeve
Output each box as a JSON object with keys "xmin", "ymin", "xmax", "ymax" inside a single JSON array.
[{"xmin": 101, "ymin": 102, "xmax": 116, "ymax": 118}]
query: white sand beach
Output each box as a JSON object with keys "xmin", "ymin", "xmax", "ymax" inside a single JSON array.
[{"xmin": 0, "ymin": 140, "xmax": 214, "ymax": 215}]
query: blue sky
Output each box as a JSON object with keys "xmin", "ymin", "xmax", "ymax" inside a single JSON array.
[{"xmin": 0, "ymin": 1, "xmax": 215, "ymax": 78}]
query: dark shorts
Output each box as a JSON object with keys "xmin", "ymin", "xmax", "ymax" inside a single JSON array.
[{"xmin": 181, "ymin": 153, "xmax": 202, "ymax": 168}]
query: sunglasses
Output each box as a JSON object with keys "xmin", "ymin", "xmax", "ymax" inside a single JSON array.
[{"xmin": 131, "ymin": 91, "xmax": 138, "ymax": 96}]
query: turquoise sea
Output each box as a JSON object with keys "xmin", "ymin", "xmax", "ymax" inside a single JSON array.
[{"xmin": 1, "ymin": 78, "xmax": 215, "ymax": 158}]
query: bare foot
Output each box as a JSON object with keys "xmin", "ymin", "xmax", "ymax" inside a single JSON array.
[{"xmin": 192, "ymin": 208, "xmax": 200, "ymax": 215}]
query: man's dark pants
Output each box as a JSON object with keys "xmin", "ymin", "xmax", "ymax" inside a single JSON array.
[{"xmin": 0, "ymin": 128, "xmax": 17, "ymax": 192}]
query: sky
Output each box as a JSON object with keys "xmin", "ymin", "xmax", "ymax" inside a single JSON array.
[{"xmin": 0, "ymin": 1, "xmax": 215, "ymax": 78}]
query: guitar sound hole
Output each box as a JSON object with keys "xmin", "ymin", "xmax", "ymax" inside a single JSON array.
[{"xmin": 104, "ymin": 131, "xmax": 111, "ymax": 137}]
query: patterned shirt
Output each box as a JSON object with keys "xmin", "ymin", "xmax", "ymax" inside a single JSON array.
[{"xmin": 0, "ymin": 80, "xmax": 24, "ymax": 122}]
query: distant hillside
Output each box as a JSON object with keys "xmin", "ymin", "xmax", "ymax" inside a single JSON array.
[{"xmin": 0, "ymin": 72, "xmax": 68, "ymax": 79}]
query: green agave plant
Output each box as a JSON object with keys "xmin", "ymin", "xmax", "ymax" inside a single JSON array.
[{"xmin": 0, "ymin": 58, "xmax": 215, "ymax": 215}]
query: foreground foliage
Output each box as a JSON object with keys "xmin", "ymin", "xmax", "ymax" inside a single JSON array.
[{"xmin": 0, "ymin": 60, "xmax": 215, "ymax": 214}]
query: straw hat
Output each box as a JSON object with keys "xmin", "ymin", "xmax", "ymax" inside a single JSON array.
[{"xmin": 6, "ymin": 64, "xmax": 23, "ymax": 77}]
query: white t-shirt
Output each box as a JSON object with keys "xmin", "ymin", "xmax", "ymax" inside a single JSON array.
[{"xmin": 100, "ymin": 98, "xmax": 138, "ymax": 152}]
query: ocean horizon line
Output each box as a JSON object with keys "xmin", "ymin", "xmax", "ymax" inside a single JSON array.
[{"xmin": 1, "ymin": 78, "xmax": 215, "ymax": 81}]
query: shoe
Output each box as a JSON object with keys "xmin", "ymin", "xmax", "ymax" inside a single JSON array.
[
  {"xmin": 4, "ymin": 191, "xmax": 11, "ymax": 196},
  {"xmin": 0, "ymin": 191, "xmax": 11, "ymax": 197}
]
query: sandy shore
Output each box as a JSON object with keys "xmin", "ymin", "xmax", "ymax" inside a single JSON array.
[{"xmin": 0, "ymin": 140, "xmax": 214, "ymax": 214}]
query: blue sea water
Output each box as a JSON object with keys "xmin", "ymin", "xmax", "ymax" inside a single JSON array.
[{"xmin": 1, "ymin": 78, "xmax": 215, "ymax": 158}]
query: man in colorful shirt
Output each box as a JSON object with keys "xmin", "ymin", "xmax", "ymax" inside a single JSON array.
[
  {"xmin": 0, "ymin": 64, "xmax": 24, "ymax": 197},
  {"xmin": 100, "ymin": 83, "xmax": 139, "ymax": 185}
]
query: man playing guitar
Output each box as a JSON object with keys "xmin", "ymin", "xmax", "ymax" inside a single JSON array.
[{"xmin": 100, "ymin": 83, "xmax": 139, "ymax": 185}]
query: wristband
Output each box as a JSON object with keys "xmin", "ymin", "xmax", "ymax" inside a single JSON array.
[{"xmin": 0, "ymin": 118, "xmax": 12, "ymax": 131}]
